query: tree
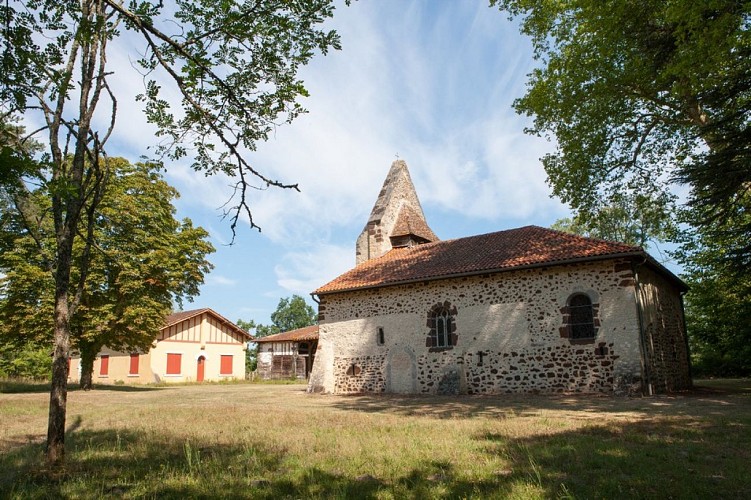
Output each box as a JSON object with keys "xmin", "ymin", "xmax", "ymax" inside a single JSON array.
[
  {"xmin": 1, "ymin": 0, "xmax": 341, "ymax": 464},
  {"xmin": 675, "ymin": 199, "xmax": 751, "ymax": 376},
  {"xmin": 550, "ymin": 193, "xmax": 676, "ymax": 249},
  {"xmin": 270, "ymin": 295, "xmax": 317, "ymax": 333},
  {"xmin": 0, "ymin": 159, "xmax": 214, "ymax": 389},
  {"xmin": 492, "ymin": 0, "xmax": 750, "ymax": 272},
  {"xmin": 235, "ymin": 318, "xmax": 259, "ymax": 372},
  {"xmin": 237, "ymin": 295, "xmax": 316, "ymax": 373}
]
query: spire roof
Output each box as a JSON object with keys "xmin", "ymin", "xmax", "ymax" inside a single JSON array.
[{"xmin": 356, "ymin": 159, "xmax": 438, "ymax": 264}]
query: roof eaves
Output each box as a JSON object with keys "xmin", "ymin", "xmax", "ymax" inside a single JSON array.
[
  {"xmin": 162, "ymin": 308, "xmax": 209, "ymax": 328},
  {"xmin": 636, "ymin": 253, "xmax": 689, "ymax": 292}
]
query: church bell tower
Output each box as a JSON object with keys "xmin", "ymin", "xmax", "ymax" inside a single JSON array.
[{"xmin": 355, "ymin": 160, "xmax": 438, "ymax": 265}]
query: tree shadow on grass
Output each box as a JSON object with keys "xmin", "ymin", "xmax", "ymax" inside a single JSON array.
[
  {"xmin": 2, "ymin": 428, "xmax": 483, "ymax": 499},
  {"xmin": 0, "ymin": 381, "xmax": 166, "ymax": 394},
  {"xmin": 475, "ymin": 413, "xmax": 751, "ymax": 498},
  {"xmin": 326, "ymin": 380, "xmax": 751, "ymax": 421},
  {"xmin": 3, "ymin": 417, "xmax": 748, "ymax": 498},
  {"xmin": 0, "ymin": 427, "xmax": 566, "ymax": 498}
]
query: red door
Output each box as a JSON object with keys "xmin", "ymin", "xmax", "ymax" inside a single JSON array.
[{"xmin": 196, "ymin": 356, "xmax": 205, "ymax": 382}]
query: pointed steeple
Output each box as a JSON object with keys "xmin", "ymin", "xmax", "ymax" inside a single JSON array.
[{"xmin": 355, "ymin": 160, "xmax": 438, "ymax": 265}]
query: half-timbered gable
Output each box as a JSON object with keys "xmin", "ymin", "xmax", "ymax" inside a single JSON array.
[{"xmin": 72, "ymin": 308, "xmax": 251, "ymax": 385}]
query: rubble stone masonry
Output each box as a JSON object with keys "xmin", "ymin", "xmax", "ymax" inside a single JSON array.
[{"xmin": 311, "ymin": 258, "xmax": 663, "ymax": 395}]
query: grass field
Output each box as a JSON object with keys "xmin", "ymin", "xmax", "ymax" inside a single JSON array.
[{"xmin": 1, "ymin": 380, "xmax": 750, "ymax": 499}]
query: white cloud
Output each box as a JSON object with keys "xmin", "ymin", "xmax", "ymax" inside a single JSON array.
[
  {"xmin": 205, "ymin": 275, "xmax": 237, "ymax": 287},
  {"xmin": 275, "ymin": 243, "xmax": 354, "ymax": 296},
  {"xmin": 14, "ymin": 1, "xmax": 575, "ymax": 323}
]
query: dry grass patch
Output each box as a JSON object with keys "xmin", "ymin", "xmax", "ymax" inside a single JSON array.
[{"xmin": 1, "ymin": 380, "xmax": 749, "ymax": 498}]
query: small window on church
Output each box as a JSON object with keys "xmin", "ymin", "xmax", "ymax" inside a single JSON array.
[
  {"xmin": 426, "ymin": 302, "xmax": 458, "ymax": 350},
  {"xmin": 568, "ymin": 293, "xmax": 596, "ymax": 340},
  {"xmin": 346, "ymin": 364, "xmax": 361, "ymax": 376},
  {"xmin": 436, "ymin": 309, "xmax": 451, "ymax": 347},
  {"xmin": 377, "ymin": 327, "xmax": 385, "ymax": 345}
]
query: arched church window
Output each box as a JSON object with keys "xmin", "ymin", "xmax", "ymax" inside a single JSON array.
[
  {"xmin": 568, "ymin": 293, "xmax": 596, "ymax": 340},
  {"xmin": 426, "ymin": 302, "xmax": 458, "ymax": 350}
]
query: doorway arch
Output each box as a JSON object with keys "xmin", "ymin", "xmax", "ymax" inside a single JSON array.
[{"xmin": 196, "ymin": 355, "xmax": 206, "ymax": 382}]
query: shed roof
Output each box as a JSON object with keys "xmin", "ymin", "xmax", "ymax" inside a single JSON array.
[
  {"xmin": 315, "ymin": 225, "xmax": 683, "ymax": 295},
  {"xmin": 254, "ymin": 325, "xmax": 319, "ymax": 343}
]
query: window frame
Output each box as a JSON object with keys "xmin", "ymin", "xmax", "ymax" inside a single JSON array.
[
  {"xmin": 562, "ymin": 293, "xmax": 598, "ymax": 343},
  {"xmin": 166, "ymin": 353, "xmax": 182, "ymax": 375},
  {"xmin": 426, "ymin": 302, "xmax": 458, "ymax": 351},
  {"xmin": 435, "ymin": 309, "xmax": 451, "ymax": 348},
  {"xmin": 219, "ymin": 354, "xmax": 233, "ymax": 375}
]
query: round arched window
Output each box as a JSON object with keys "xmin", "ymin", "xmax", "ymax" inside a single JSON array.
[{"xmin": 568, "ymin": 294, "xmax": 595, "ymax": 340}]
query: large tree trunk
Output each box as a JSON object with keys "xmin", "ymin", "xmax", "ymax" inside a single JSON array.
[
  {"xmin": 79, "ymin": 343, "xmax": 96, "ymax": 391},
  {"xmin": 46, "ymin": 282, "xmax": 71, "ymax": 466}
]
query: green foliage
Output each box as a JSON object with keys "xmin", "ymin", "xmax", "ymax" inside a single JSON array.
[
  {"xmin": 551, "ymin": 193, "xmax": 676, "ymax": 249},
  {"xmin": 236, "ymin": 319, "xmax": 258, "ymax": 371},
  {"xmin": 2, "ymin": 0, "xmax": 341, "ymax": 463},
  {"xmin": 270, "ymin": 295, "xmax": 317, "ymax": 333},
  {"xmin": 0, "ymin": 158, "xmax": 215, "ymax": 384},
  {"xmin": 677, "ymin": 202, "xmax": 751, "ymax": 376},
  {"xmin": 0, "ymin": 339, "xmax": 52, "ymax": 379},
  {"xmin": 237, "ymin": 295, "xmax": 316, "ymax": 372},
  {"xmin": 493, "ymin": 0, "xmax": 751, "ymax": 272},
  {"xmin": 2, "ymin": 0, "xmax": 342, "ymax": 233}
]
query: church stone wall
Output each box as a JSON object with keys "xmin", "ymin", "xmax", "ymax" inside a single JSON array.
[
  {"xmin": 310, "ymin": 259, "xmax": 646, "ymax": 395},
  {"xmin": 636, "ymin": 265, "xmax": 692, "ymax": 392}
]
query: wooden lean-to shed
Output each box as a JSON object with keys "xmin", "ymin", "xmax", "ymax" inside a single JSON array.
[{"xmin": 255, "ymin": 325, "xmax": 319, "ymax": 380}]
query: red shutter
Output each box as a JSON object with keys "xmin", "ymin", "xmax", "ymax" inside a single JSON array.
[
  {"xmin": 100, "ymin": 355, "xmax": 109, "ymax": 376},
  {"xmin": 129, "ymin": 353, "xmax": 139, "ymax": 375},
  {"xmin": 220, "ymin": 355, "xmax": 233, "ymax": 375},
  {"xmin": 166, "ymin": 353, "xmax": 182, "ymax": 374}
]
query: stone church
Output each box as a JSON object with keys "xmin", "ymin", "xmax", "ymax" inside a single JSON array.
[{"xmin": 307, "ymin": 160, "xmax": 691, "ymax": 395}]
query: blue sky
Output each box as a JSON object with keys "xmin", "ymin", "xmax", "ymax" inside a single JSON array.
[{"xmin": 63, "ymin": 1, "xmax": 577, "ymax": 326}]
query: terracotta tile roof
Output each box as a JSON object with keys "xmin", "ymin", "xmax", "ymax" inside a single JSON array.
[
  {"xmin": 254, "ymin": 325, "xmax": 319, "ymax": 343},
  {"xmin": 164, "ymin": 308, "xmax": 211, "ymax": 327},
  {"xmin": 163, "ymin": 308, "xmax": 252, "ymax": 339},
  {"xmin": 315, "ymin": 225, "xmax": 645, "ymax": 294},
  {"xmin": 390, "ymin": 205, "xmax": 438, "ymax": 243}
]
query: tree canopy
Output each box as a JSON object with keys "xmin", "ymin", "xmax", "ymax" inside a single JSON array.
[
  {"xmin": 1, "ymin": 0, "xmax": 341, "ymax": 464},
  {"xmin": 0, "ymin": 158, "xmax": 214, "ymax": 388},
  {"xmin": 550, "ymin": 192, "xmax": 676, "ymax": 249},
  {"xmin": 270, "ymin": 295, "xmax": 317, "ymax": 333},
  {"xmin": 492, "ymin": 0, "xmax": 750, "ymax": 271}
]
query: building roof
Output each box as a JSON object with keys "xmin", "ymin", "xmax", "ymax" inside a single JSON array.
[
  {"xmin": 315, "ymin": 225, "xmax": 678, "ymax": 295},
  {"xmin": 390, "ymin": 205, "xmax": 439, "ymax": 243},
  {"xmin": 163, "ymin": 308, "xmax": 252, "ymax": 339},
  {"xmin": 254, "ymin": 325, "xmax": 319, "ymax": 343}
]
